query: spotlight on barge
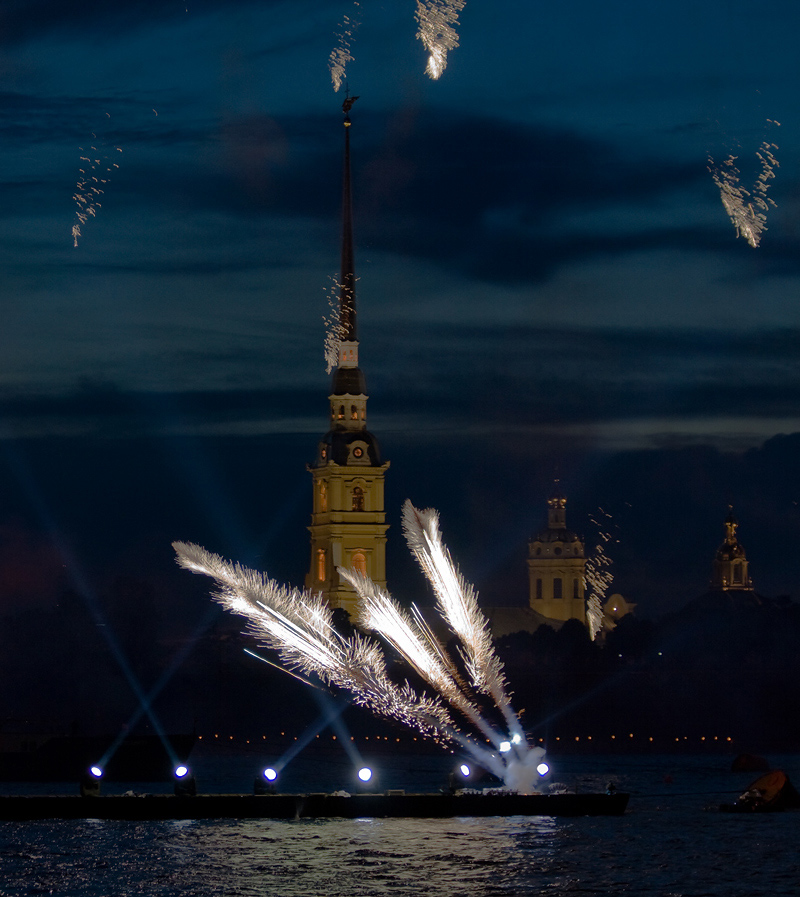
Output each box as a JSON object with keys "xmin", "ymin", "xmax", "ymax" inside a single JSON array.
[
  {"xmin": 80, "ymin": 765, "xmax": 103, "ymax": 797},
  {"xmin": 173, "ymin": 765, "xmax": 196, "ymax": 797},
  {"xmin": 254, "ymin": 767, "xmax": 278, "ymax": 795}
]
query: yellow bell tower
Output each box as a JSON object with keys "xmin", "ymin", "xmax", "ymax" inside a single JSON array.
[
  {"xmin": 305, "ymin": 97, "xmax": 390, "ymax": 616},
  {"xmin": 527, "ymin": 483, "xmax": 587, "ymax": 625}
]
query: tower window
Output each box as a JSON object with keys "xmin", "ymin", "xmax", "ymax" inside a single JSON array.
[
  {"xmin": 319, "ymin": 482, "xmax": 327, "ymax": 512},
  {"xmin": 351, "ymin": 551, "xmax": 367, "ymax": 576},
  {"xmin": 352, "ymin": 486, "xmax": 365, "ymax": 511},
  {"xmin": 338, "ymin": 405, "xmax": 345, "ymax": 420},
  {"xmin": 553, "ymin": 578, "xmax": 563, "ymax": 600},
  {"xmin": 733, "ymin": 564, "xmax": 743, "ymax": 584},
  {"xmin": 535, "ymin": 579, "xmax": 543, "ymax": 600},
  {"xmin": 316, "ymin": 549, "xmax": 326, "ymax": 582},
  {"xmin": 351, "ymin": 405, "xmax": 358, "ymax": 420}
]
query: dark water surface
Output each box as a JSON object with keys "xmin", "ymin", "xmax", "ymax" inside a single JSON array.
[{"xmin": 2, "ymin": 754, "xmax": 799, "ymax": 896}]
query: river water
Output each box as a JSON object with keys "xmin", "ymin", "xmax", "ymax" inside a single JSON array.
[{"xmin": 2, "ymin": 753, "xmax": 799, "ymax": 896}]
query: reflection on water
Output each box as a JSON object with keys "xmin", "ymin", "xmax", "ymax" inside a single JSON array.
[{"xmin": 2, "ymin": 755, "xmax": 799, "ymax": 896}]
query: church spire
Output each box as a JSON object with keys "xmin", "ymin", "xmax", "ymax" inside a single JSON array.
[
  {"xmin": 339, "ymin": 93, "xmax": 358, "ymax": 345},
  {"xmin": 305, "ymin": 97, "xmax": 390, "ymax": 616}
]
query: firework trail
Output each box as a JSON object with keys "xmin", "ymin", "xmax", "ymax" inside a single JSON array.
[
  {"xmin": 329, "ymin": 1, "xmax": 363, "ymax": 92},
  {"xmin": 584, "ymin": 510, "xmax": 616, "ymax": 641},
  {"xmin": 173, "ymin": 541, "xmax": 454, "ymax": 740},
  {"xmin": 400, "ymin": 501, "xmax": 523, "ymax": 744},
  {"xmin": 174, "ymin": 500, "xmax": 545, "ymax": 790},
  {"xmin": 71, "ymin": 120, "xmax": 121, "ymax": 247},
  {"xmin": 708, "ymin": 124, "xmax": 780, "ymax": 248},
  {"xmin": 322, "ymin": 276, "xmax": 346, "ymax": 374},
  {"xmin": 415, "ymin": 0, "xmax": 466, "ymax": 79}
]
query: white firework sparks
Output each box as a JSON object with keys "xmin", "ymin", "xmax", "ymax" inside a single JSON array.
[
  {"xmin": 174, "ymin": 499, "xmax": 545, "ymax": 790},
  {"xmin": 414, "ymin": 0, "xmax": 466, "ymax": 79},
  {"xmin": 401, "ymin": 501, "xmax": 523, "ymax": 743},
  {"xmin": 584, "ymin": 511, "xmax": 616, "ymax": 641},
  {"xmin": 173, "ymin": 541, "xmax": 453, "ymax": 740},
  {"xmin": 709, "ymin": 126, "xmax": 780, "ymax": 249},
  {"xmin": 322, "ymin": 276, "xmax": 346, "ymax": 374},
  {"xmin": 71, "ymin": 123, "xmax": 121, "ymax": 247},
  {"xmin": 329, "ymin": 1, "xmax": 362, "ymax": 92}
]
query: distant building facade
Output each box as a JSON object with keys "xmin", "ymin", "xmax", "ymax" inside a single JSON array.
[{"xmin": 527, "ymin": 485, "xmax": 587, "ymax": 626}]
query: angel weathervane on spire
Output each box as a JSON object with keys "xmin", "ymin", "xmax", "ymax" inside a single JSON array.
[{"xmin": 342, "ymin": 88, "xmax": 359, "ymax": 124}]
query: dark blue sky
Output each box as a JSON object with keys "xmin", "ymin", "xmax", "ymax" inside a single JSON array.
[{"xmin": 1, "ymin": 0, "xmax": 799, "ymax": 621}]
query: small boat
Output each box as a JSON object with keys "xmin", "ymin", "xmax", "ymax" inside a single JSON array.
[
  {"xmin": 720, "ymin": 770, "xmax": 800, "ymax": 813},
  {"xmin": 0, "ymin": 789, "xmax": 629, "ymax": 822}
]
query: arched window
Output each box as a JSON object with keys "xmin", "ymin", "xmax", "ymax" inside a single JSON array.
[
  {"xmin": 319, "ymin": 482, "xmax": 327, "ymax": 512},
  {"xmin": 553, "ymin": 578, "xmax": 563, "ymax": 599},
  {"xmin": 338, "ymin": 405, "xmax": 345, "ymax": 420},
  {"xmin": 733, "ymin": 564, "xmax": 743, "ymax": 584},
  {"xmin": 535, "ymin": 578, "xmax": 543, "ymax": 600},
  {"xmin": 351, "ymin": 405, "xmax": 358, "ymax": 420},
  {"xmin": 352, "ymin": 486, "xmax": 365, "ymax": 511},
  {"xmin": 351, "ymin": 551, "xmax": 367, "ymax": 576},
  {"xmin": 316, "ymin": 549, "xmax": 326, "ymax": 582}
]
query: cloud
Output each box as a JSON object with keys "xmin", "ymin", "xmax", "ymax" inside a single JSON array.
[
  {"xmin": 1, "ymin": 324, "xmax": 797, "ymax": 451},
  {"xmin": 0, "ymin": 0, "xmax": 287, "ymax": 47}
]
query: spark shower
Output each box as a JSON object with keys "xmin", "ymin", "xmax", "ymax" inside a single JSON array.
[{"xmin": 174, "ymin": 499, "xmax": 546, "ymax": 793}]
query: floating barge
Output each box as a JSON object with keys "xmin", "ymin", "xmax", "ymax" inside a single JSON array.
[{"xmin": 0, "ymin": 790, "xmax": 628, "ymax": 821}]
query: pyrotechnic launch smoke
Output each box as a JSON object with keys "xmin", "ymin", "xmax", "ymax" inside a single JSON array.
[
  {"xmin": 174, "ymin": 499, "xmax": 545, "ymax": 791},
  {"xmin": 708, "ymin": 125, "xmax": 780, "ymax": 248},
  {"xmin": 415, "ymin": 0, "xmax": 466, "ymax": 79}
]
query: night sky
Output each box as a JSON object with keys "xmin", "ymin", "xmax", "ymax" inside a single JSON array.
[{"xmin": 2, "ymin": 0, "xmax": 800, "ymax": 724}]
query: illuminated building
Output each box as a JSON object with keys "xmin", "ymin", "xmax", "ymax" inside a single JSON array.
[
  {"xmin": 304, "ymin": 99, "xmax": 390, "ymax": 616},
  {"xmin": 711, "ymin": 507, "xmax": 754, "ymax": 591},
  {"xmin": 527, "ymin": 484, "xmax": 587, "ymax": 625}
]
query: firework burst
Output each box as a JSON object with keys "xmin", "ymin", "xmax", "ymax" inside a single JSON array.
[
  {"xmin": 174, "ymin": 499, "xmax": 544, "ymax": 790},
  {"xmin": 709, "ymin": 124, "xmax": 780, "ymax": 248},
  {"xmin": 584, "ymin": 510, "xmax": 617, "ymax": 641},
  {"xmin": 322, "ymin": 275, "xmax": 347, "ymax": 373},
  {"xmin": 329, "ymin": 1, "xmax": 363, "ymax": 92},
  {"xmin": 71, "ymin": 120, "xmax": 121, "ymax": 247},
  {"xmin": 414, "ymin": 0, "xmax": 466, "ymax": 79}
]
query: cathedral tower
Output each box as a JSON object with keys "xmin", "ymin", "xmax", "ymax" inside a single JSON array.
[
  {"xmin": 527, "ymin": 483, "xmax": 586, "ymax": 625},
  {"xmin": 711, "ymin": 508, "xmax": 753, "ymax": 591},
  {"xmin": 305, "ymin": 98, "xmax": 390, "ymax": 616}
]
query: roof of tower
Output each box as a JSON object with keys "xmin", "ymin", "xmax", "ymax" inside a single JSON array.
[
  {"xmin": 532, "ymin": 482, "xmax": 583, "ymax": 544},
  {"xmin": 715, "ymin": 506, "xmax": 747, "ymax": 562},
  {"xmin": 331, "ymin": 366, "xmax": 366, "ymax": 396},
  {"xmin": 532, "ymin": 527, "xmax": 583, "ymax": 545}
]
